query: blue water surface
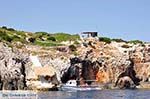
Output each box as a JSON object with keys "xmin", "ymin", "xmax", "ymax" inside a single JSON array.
[{"xmin": 37, "ymin": 89, "xmax": 150, "ymax": 99}]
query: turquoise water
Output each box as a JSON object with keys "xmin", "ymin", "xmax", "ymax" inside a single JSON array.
[{"xmin": 37, "ymin": 89, "xmax": 150, "ymax": 99}]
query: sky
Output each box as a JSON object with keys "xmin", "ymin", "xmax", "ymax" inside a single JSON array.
[{"xmin": 0, "ymin": 0, "xmax": 150, "ymax": 42}]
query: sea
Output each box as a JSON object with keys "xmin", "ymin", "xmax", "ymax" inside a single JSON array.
[
  {"xmin": 0, "ymin": 89, "xmax": 150, "ymax": 99},
  {"xmin": 37, "ymin": 89, "xmax": 150, "ymax": 99}
]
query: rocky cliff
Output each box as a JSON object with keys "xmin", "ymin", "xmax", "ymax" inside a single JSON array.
[
  {"xmin": 0, "ymin": 42, "xmax": 30, "ymax": 90},
  {"xmin": 0, "ymin": 37, "xmax": 149, "ymax": 90}
]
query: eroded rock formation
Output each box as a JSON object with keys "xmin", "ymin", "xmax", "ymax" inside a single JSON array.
[
  {"xmin": 0, "ymin": 43, "xmax": 29, "ymax": 90},
  {"xmin": 61, "ymin": 57, "xmax": 100, "ymax": 85},
  {"xmin": 114, "ymin": 58, "xmax": 141, "ymax": 89},
  {"xmin": 60, "ymin": 40, "xmax": 150, "ymax": 89},
  {"xmin": 0, "ymin": 38, "xmax": 149, "ymax": 90}
]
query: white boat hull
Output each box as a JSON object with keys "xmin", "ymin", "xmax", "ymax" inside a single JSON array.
[{"xmin": 60, "ymin": 85, "xmax": 102, "ymax": 91}]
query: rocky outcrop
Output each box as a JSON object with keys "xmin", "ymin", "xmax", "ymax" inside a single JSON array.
[
  {"xmin": 116, "ymin": 76, "xmax": 136, "ymax": 89},
  {"xmin": 114, "ymin": 59, "xmax": 141, "ymax": 89},
  {"xmin": 61, "ymin": 57, "xmax": 100, "ymax": 85},
  {"xmin": 0, "ymin": 42, "xmax": 29, "ymax": 90},
  {"xmin": 132, "ymin": 44, "xmax": 150, "ymax": 83},
  {"xmin": 25, "ymin": 54, "xmax": 60, "ymax": 90},
  {"xmin": 0, "ymin": 38, "xmax": 149, "ymax": 90},
  {"xmin": 61, "ymin": 40, "xmax": 150, "ymax": 89}
]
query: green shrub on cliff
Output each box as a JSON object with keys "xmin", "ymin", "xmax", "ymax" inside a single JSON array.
[
  {"xmin": 69, "ymin": 44, "xmax": 77, "ymax": 51},
  {"xmin": 11, "ymin": 35, "xmax": 26, "ymax": 43},
  {"xmin": 128, "ymin": 40, "xmax": 143, "ymax": 44},
  {"xmin": 1, "ymin": 26, "xmax": 15, "ymax": 31},
  {"xmin": 1, "ymin": 26, "xmax": 7, "ymax": 30},
  {"xmin": 0, "ymin": 31, "xmax": 12, "ymax": 42},
  {"xmin": 47, "ymin": 37, "xmax": 56, "ymax": 41},
  {"xmin": 7, "ymin": 28, "xmax": 15, "ymax": 31},
  {"xmin": 34, "ymin": 32, "xmax": 49, "ymax": 41},
  {"xmin": 15, "ymin": 31, "xmax": 26, "ymax": 38},
  {"xmin": 11, "ymin": 35, "xmax": 20, "ymax": 41},
  {"xmin": 112, "ymin": 38, "xmax": 127, "ymax": 42},
  {"xmin": 99, "ymin": 37, "xmax": 111, "ymax": 43},
  {"xmin": 52, "ymin": 33, "xmax": 80, "ymax": 42},
  {"xmin": 34, "ymin": 40, "xmax": 62, "ymax": 47},
  {"xmin": 35, "ymin": 32, "xmax": 49, "ymax": 35}
]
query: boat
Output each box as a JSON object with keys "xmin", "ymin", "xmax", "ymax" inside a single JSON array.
[{"xmin": 60, "ymin": 80, "xmax": 102, "ymax": 91}]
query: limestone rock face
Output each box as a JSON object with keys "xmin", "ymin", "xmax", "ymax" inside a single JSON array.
[
  {"xmin": 0, "ymin": 43, "xmax": 30, "ymax": 90},
  {"xmin": 68, "ymin": 40, "xmax": 150, "ymax": 87},
  {"xmin": 38, "ymin": 56, "xmax": 70, "ymax": 82},
  {"xmin": 0, "ymin": 39, "xmax": 149, "ymax": 90},
  {"xmin": 24, "ymin": 41, "xmax": 150, "ymax": 89},
  {"xmin": 133, "ymin": 44, "xmax": 150, "ymax": 82}
]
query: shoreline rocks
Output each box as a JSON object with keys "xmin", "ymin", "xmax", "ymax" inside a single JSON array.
[
  {"xmin": 0, "ymin": 42, "xmax": 29, "ymax": 90},
  {"xmin": 0, "ymin": 40, "xmax": 149, "ymax": 90}
]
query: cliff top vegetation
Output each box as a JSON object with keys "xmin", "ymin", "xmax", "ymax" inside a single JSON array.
[{"xmin": 0, "ymin": 26, "xmax": 144, "ymax": 47}]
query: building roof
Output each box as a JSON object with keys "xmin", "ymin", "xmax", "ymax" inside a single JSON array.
[{"xmin": 81, "ymin": 32, "xmax": 98, "ymax": 34}]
